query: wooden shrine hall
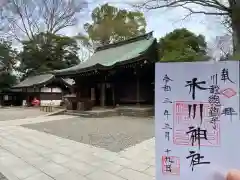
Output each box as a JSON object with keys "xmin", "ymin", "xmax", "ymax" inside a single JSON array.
[
  {"xmin": 11, "ymin": 74, "xmax": 74, "ymax": 106},
  {"xmin": 53, "ymin": 32, "xmax": 158, "ymax": 113}
]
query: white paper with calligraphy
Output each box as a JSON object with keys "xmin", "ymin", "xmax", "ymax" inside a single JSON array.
[{"xmin": 155, "ymin": 61, "xmax": 240, "ymax": 180}]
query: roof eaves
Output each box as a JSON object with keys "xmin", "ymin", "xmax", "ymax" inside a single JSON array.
[
  {"xmin": 54, "ymin": 64, "xmax": 104, "ymax": 76},
  {"xmin": 60, "ymin": 78, "xmax": 74, "ymax": 87},
  {"xmin": 54, "ymin": 54, "xmax": 148, "ymax": 77},
  {"xmin": 12, "ymin": 75, "xmax": 55, "ymax": 89}
]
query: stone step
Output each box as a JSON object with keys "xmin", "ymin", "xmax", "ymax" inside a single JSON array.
[
  {"xmin": 64, "ymin": 111, "xmax": 92, "ymax": 117},
  {"xmin": 63, "ymin": 107, "xmax": 154, "ymax": 118}
]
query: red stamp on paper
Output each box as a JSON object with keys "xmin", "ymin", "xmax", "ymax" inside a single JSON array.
[
  {"xmin": 220, "ymin": 88, "xmax": 236, "ymax": 98},
  {"xmin": 162, "ymin": 156, "xmax": 180, "ymax": 175},
  {"xmin": 173, "ymin": 101, "xmax": 220, "ymax": 147}
]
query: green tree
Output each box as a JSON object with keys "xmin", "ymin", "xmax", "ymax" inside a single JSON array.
[
  {"xmin": 18, "ymin": 32, "xmax": 80, "ymax": 77},
  {"xmin": 159, "ymin": 28, "xmax": 209, "ymax": 62},
  {"xmin": 0, "ymin": 72, "xmax": 17, "ymax": 91},
  {"xmin": 0, "ymin": 40, "xmax": 17, "ymax": 90},
  {"xmin": 136, "ymin": 0, "xmax": 240, "ymax": 55},
  {"xmin": 78, "ymin": 3, "xmax": 146, "ymax": 50}
]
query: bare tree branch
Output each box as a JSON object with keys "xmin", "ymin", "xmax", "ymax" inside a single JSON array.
[
  {"xmin": 0, "ymin": 0, "xmax": 88, "ymax": 42},
  {"xmin": 182, "ymin": 5, "xmax": 228, "ymax": 17},
  {"xmin": 134, "ymin": 0, "xmax": 230, "ymax": 15},
  {"xmin": 133, "ymin": 0, "xmax": 240, "ymax": 53}
]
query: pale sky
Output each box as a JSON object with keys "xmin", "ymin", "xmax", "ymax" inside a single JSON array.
[
  {"xmin": 58, "ymin": 0, "xmax": 229, "ymax": 61},
  {"xmin": 10, "ymin": 0, "xmax": 229, "ymax": 61},
  {"xmin": 61, "ymin": 0, "xmax": 228, "ymax": 43}
]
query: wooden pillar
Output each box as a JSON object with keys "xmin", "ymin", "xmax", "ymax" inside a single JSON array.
[
  {"xmin": 91, "ymin": 87, "xmax": 95, "ymax": 101},
  {"xmin": 112, "ymin": 84, "xmax": 115, "ymax": 107},
  {"xmin": 100, "ymin": 74, "xmax": 106, "ymax": 107},
  {"xmin": 136, "ymin": 76, "xmax": 140, "ymax": 105},
  {"xmin": 74, "ymin": 79, "xmax": 81, "ymax": 100},
  {"xmin": 136, "ymin": 69, "xmax": 140, "ymax": 106},
  {"xmin": 50, "ymin": 87, "xmax": 53, "ymax": 106},
  {"xmin": 100, "ymin": 83, "xmax": 105, "ymax": 107}
]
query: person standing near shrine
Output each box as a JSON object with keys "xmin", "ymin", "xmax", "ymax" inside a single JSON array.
[{"xmin": 31, "ymin": 97, "xmax": 40, "ymax": 106}]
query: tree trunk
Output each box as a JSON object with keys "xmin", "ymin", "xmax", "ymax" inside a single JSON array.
[
  {"xmin": 232, "ymin": 19, "xmax": 240, "ymax": 54},
  {"xmin": 231, "ymin": 1, "xmax": 240, "ymax": 55}
]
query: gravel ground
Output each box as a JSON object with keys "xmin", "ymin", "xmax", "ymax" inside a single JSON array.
[
  {"xmin": 0, "ymin": 173, "xmax": 8, "ymax": 180},
  {"xmin": 0, "ymin": 107, "xmax": 47, "ymax": 121},
  {"xmin": 23, "ymin": 116, "xmax": 154, "ymax": 152}
]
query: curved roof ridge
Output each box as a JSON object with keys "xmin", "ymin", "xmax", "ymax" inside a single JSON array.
[{"xmin": 95, "ymin": 31, "xmax": 153, "ymax": 52}]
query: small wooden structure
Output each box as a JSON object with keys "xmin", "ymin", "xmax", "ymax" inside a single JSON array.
[
  {"xmin": 11, "ymin": 74, "xmax": 74, "ymax": 106},
  {"xmin": 54, "ymin": 32, "xmax": 158, "ymax": 111},
  {"xmin": 63, "ymin": 94, "xmax": 77, "ymax": 110},
  {"xmin": 40, "ymin": 104, "xmax": 54, "ymax": 112},
  {"xmin": 0, "ymin": 90, "xmax": 23, "ymax": 106}
]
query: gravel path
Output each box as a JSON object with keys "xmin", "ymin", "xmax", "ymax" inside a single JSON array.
[
  {"xmin": 23, "ymin": 116, "xmax": 154, "ymax": 152},
  {"xmin": 0, "ymin": 107, "xmax": 47, "ymax": 121}
]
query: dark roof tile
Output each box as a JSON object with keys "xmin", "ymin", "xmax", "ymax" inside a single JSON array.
[
  {"xmin": 54, "ymin": 32, "xmax": 156, "ymax": 75},
  {"xmin": 13, "ymin": 74, "xmax": 54, "ymax": 88}
]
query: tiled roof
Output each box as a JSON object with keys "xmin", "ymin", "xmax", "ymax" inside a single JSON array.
[
  {"xmin": 13, "ymin": 74, "xmax": 54, "ymax": 88},
  {"xmin": 54, "ymin": 32, "xmax": 156, "ymax": 75}
]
